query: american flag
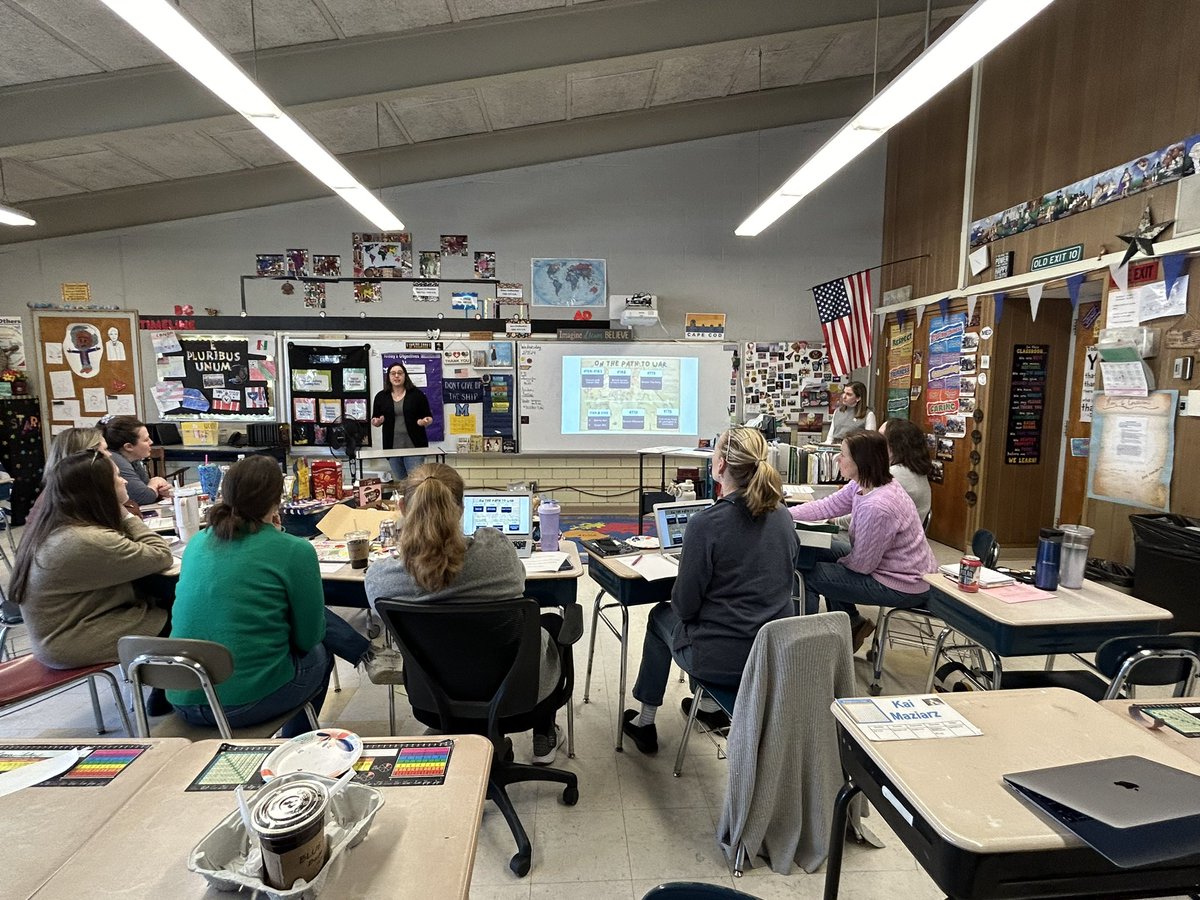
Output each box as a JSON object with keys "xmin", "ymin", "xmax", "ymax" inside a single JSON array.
[{"xmin": 811, "ymin": 270, "xmax": 872, "ymax": 376}]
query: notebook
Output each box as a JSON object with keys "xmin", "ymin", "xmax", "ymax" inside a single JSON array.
[
  {"xmin": 462, "ymin": 491, "xmax": 533, "ymax": 558},
  {"xmin": 1004, "ymin": 755, "xmax": 1200, "ymax": 868},
  {"xmin": 652, "ymin": 499, "xmax": 714, "ymax": 563},
  {"xmin": 937, "ymin": 563, "xmax": 1015, "ymax": 588}
]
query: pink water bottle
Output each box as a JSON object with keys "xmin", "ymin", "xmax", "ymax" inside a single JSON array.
[{"xmin": 539, "ymin": 498, "xmax": 560, "ymax": 552}]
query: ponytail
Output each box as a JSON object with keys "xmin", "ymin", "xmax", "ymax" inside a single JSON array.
[
  {"xmin": 717, "ymin": 426, "xmax": 783, "ymax": 518},
  {"xmin": 398, "ymin": 463, "xmax": 467, "ymax": 592},
  {"xmin": 208, "ymin": 456, "xmax": 283, "ymax": 540}
]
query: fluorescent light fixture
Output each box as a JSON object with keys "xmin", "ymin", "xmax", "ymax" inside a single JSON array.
[
  {"xmin": 736, "ymin": 0, "xmax": 1055, "ymax": 236},
  {"xmin": 99, "ymin": 0, "xmax": 403, "ymax": 231},
  {"xmin": 0, "ymin": 203, "xmax": 36, "ymax": 227}
]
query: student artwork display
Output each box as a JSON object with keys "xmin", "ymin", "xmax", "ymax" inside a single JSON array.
[
  {"xmin": 419, "ymin": 252, "xmax": 441, "ymax": 279},
  {"xmin": 304, "ymin": 283, "xmax": 326, "ymax": 309},
  {"xmin": 925, "ymin": 313, "xmax": 967, "ymax": 438},
  {"xmin": 286, "ymin": 249, "xmax": 309, "ymax": 277},
  {"xmin": 441, "ymin": 234, "xmax": 468, "ymax": 257},
  {"xmin": 1088, "ymin": 391, "xmax": 1176, "ymax": 512},
  {"xmin": 287, "ymin": 344, "xmax": 370, "ymax": 447},
  {"xmin": 885, "ymin": 323, "xmax": 914, "ymax": 418},
  {"xmin": 354, "ymin": 282, "xmax": 382, "ymax": 303},
  {"xmin": 742, "ymin": 341, "xmax": 841, "ymax": 430},
  {"xmin": 152, "ymin": 332, "xmax": 276, "ymax": 420},
  {"xmin": 312, "ymin": 254, "xmax": 341, "ymax": 277},
  {"xmin": 1005, "ymin": 345, "xmax": 1049, "ymax": 464},
  {"xmin": 255, "ymin": 254, "xmax": 286, "ymax": 277},
  {"xmin": 530, "ymin": 258, "xmax": 607, "ymax": 307},
  {"xmin": 352, "ymin": 232, "xmax": 412, "ymax": 278},
  {"xmin": 474, "ymin": 251, "xmax": 496, "ymax": 279},
  {"xmin": 34, "ymin": 311, "xmax": 142, "ymax": 432}
]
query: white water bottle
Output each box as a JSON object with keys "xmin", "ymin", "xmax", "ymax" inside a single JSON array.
[
  {"xmin": 173, "ymin": 488, "xmax": 201, "ymax": 543},
  {"xmin": 539, "ymin": 498, "xmax": 560, "ymax": 552}
]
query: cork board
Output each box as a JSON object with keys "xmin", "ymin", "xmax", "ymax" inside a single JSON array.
[{"xmin": 33, "ymin": 311, "xmax": 143, "ymax": 442}]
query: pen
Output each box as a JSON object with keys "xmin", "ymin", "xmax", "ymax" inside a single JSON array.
[{"xmin": 630, "ymin": 555, "xmax": 642, "ymax": 568}]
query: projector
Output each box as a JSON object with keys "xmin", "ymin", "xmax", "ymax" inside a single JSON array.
[{"xmin": 620, "ymin": 307, "xmax": 659, "ymax": 327}]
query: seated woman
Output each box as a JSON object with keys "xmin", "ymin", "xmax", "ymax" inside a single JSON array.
[
  {"xmin": 365, "ymin": 463, "xmax": 565, "ymax": 766},
  {"xmin": 9, "ymin": 450, "xmax": 174, "ymax": 668},
  {"xmin": 169, "ymin": 456, "xmax": 379, "ymax": 737},
  {"xmin": 825, "ymin": 381, "xmax": 876, "ymax": 443},
  {"xmin": 621, "ymin": 427, "xmax": 799, "ymax": 755},
  {"xmin": 881, "ymin": 417, "xmax": 932, "ymax": 525},
  {"xmin": 98, "ymin": 416, "xmax": 172, "ymax": 507},
  {"xmin": 792, "ymin": 431, "xmax": 936, "ymax": 651}
]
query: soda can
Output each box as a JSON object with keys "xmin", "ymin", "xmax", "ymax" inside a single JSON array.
[{"xmin": 958, "ymin": 555, "xmax": 982, "ymax": 592}]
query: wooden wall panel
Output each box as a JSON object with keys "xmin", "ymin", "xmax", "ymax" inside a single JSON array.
[{"xmin": 1059, "ymin": 300, "xmax": 1102, "ymax": 527}]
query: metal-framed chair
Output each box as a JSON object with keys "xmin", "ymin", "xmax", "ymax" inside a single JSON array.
[
  {"xmin": 0, "ymin": 651, "xmax": 132, "ymax": 736},
  {"xmin": 673, "ymin": 680, "xmax": 737, "ymax": 777},
  {"xmin": 118, "ymin": 636, "xmax": 318, "ymax": 739}
]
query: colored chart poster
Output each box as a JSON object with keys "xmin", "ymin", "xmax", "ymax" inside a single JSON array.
[
  {"xmin": 1005, "ymin": 344, "xmax": 1049, "ymax": 464},
  {"xmin": 886, "ymin": 324, "xmax": 914, "ymax": 418},
  {"xmin": 381, "ymin": 352, "xmax": 444, "ymax": 442},
  {"xmin": 1087, "ymin": 391, "xmax": 1176, "ymax": 511},
  {"xmin": 483, "ymin": 373, "xmax": 514, "ymax": 438},
  {"xmin": 925, "ymin": 313, "xmax": 966, "ymax": 437},
  {"xmin": 0, "ymin": 745, "xmax": 148, "ymax": 787}
]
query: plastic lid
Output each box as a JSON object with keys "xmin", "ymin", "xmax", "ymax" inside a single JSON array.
[{"xmin": 1039, "ymin": 528, "xmax": 1064, "ymax": 540}]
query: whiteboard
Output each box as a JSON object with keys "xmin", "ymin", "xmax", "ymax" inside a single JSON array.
[{"xmin": 517, "ymin": 341, "xmax": 736, "ymax": 453}]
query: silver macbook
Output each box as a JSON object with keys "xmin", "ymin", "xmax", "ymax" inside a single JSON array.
[
  {"xmin": 462, "ymin": 491, "xmax": 534, "ymax": 558},
  {"xmin": 651, "ymin": 499, "xmax": 713, "ymax": 563},
  {"xmin": 1004, "ymin": 755, "xmax": 1200, "ymax": 868}
]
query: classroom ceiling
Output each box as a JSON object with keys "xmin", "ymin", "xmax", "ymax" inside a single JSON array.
[{"xmin": 0, "ymin": 0, "xmax": 967, "ymax": 243}]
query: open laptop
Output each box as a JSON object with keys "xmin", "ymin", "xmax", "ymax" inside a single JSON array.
[
  {"xmin": 462, "ymin": 491, "xmax": 534, "ymax": 558},
  {"xmin": 651, "ymin": 499, "xmax": 714, "ymax": 563},
  {"xmin": 1004, "ymin": 755, "xmax": 1200, "ymax": 868}
]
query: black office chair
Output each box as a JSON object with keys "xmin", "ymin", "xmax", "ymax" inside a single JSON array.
[
  {"xmin": 641, "ymin": 883, "xmax": 763, "ymax": 899},
  {"xmin": 374, "ymin": 597, "xmax": 578, "ymax": 877}
]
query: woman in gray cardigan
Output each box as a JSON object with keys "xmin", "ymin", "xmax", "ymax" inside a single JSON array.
[{"xmin": 9, "ymin": 449, "xmax": 173, "ymax": 669}]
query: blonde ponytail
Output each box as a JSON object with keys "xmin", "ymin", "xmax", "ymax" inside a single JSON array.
[
  {"xmin": 717, "ymin": 426, "xmax": 783, "ymax": 518},
  {"xmin": 398, "ymin": 463, "xmax": 467, "ymax": 592}
]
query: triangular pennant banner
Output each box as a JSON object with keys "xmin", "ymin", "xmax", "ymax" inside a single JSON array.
[
  {"xmin": 939, "ymin": 297, "xmax": 950, "ymax": 319},
  {"xmin": 915, "ymin": 304, "xmax": 926, "ymax": 328},
  {"xmin": 1066, "ymin": 273, "xmax": 1085, "ymax": 309},
  {"xmin": 1162, "ymin": 253, "xmax": 1189, "ymax": 299},
  {"xmin": 1027, "ymin": 283, "xmax": 1044, "ymax": 322},
  {"xmin": 1109, "ymin": 260, "xmax": 1129, "ymax": 292},
  {"xmin": 967, "ymin": 294, "xmax": 978, "ymax": 322},
  {"xmin": 994, "ymin": 292, "xmax": 1006, "ymax": 324},
  {"xmin": 896, "ymin": 308, "xmax": 907, "ymax": 329}
]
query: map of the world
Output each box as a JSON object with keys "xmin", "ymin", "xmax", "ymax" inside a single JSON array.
[{"xmin": 530, "ymin": 258, "xmax": 607, "ymax": 307}]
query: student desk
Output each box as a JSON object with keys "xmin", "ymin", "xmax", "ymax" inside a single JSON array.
[
  {"xmin": 823, "ymin": 688, "xmax": 1200, "ymax": 900},
  {"xmin": 1102, "ymin": 697, "xmax": 1200, "ymax": 763},
  {"xmin": 921, "ymin": 573, "xmax": 1172, "ymax": 691},
  {"xmin": 32, "ymin": 734, "xmax": 493, "ymax": 900},
  {"xmin": 1, "ymin": 738, "xmax": 191, "ymax": 898},
  {"xmin": 635, "ymin": 446, "xmax": 713, "ymax": 534}
]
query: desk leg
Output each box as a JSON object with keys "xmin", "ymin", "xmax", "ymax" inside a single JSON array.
[
  {"xmin": 583, "ymin": 588, "xmax": 604, "ymax": 703},
  {"xmin": 823, "ymin": 780, "xmax": 861, "ymax": 900},
  {"xmin": 567, "ymin": 694, "xmax": 576, "ymax": 758},
  {"xmin": 615, "ymin": 604, "xmax": 630, "ymax": 752},
  {"xmin": 925, "ymin": 626, "xmax": 954, "ymax": 692},
  {"xmin": 638, "ymin": 455, "xmax": 646, "ymax": 535}
]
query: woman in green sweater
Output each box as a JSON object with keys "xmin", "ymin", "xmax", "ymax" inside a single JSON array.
[{"xmin": 168, "ymin": 456, "xmax": 375, "ymax": 736}]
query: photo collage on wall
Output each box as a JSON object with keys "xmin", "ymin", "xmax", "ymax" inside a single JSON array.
[
  {"xmin": 287, "ymin": 343, "xmax": 370, "ymax": 447},
  {"xmin": 150, "ymin": 332, "xmax": 275, "ymax": 420},
  {"xmin": 742, "ymin": 341, "xmax": 845, "ymax": 434}
]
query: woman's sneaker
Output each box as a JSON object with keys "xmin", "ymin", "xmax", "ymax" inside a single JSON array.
[
  {"xmin": 362, "ymin": 648, "xmax": 405, "ymax": 684},
  {"xmin": 532, "ymin": 725, "xmax": 562, "ymax": 766}
]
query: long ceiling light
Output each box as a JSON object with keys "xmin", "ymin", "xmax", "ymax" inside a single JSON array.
[
  {"xmin": 735, "ymin": 0, "xmax": 1055, "ymax": 236},
  {"xmin": 0, "ymin": 203, "xmax": 36, "ymax": 227},
  {"xmin": 98, "ymin": 0, "xmax": 403, "ymax": 230}
]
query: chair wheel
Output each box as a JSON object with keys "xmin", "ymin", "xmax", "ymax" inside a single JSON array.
[
  {"xmin": 868, "ymin": 683, "xmax": 882, "ymax": 696},
  {"xmin": 366, "ymin": 621, "xmax": 381, "ymax": 640},
  {"xmin": 509, "ymin": 852, "xmax": 531, "ymax": 877},
  {"xmin": 561, "ymin": 784, "xmax": 579, "ymax": 806}
]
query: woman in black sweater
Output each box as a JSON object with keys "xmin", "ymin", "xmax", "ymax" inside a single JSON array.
[{"xmin": 371, "ymin": 362, "xmax": 433, "ymax": 482}]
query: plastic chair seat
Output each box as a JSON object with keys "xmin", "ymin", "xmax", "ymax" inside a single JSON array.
[{"xmin": 0, "ymin": 656, "xmax": 119, "ymax": 705}]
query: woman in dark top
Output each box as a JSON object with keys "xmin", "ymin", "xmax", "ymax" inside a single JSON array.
[
  {"xmin": 370, "ymin": 362, "xmax": 433, "ymax": 482},
  {"xmin": 622, "ymin": 426, "xmax": 799, "ymax": 755},
  {"xmin": 98, "ymin": 415, "xmax": 171, "ymax": 506}
]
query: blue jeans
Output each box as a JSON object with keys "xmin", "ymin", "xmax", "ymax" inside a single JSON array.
[
  {"xmin": 632, "ymin": 602, "xmax": 696, "ymax": 707},
  {"xmin": 388, "ymin": 454, "xmax": 427, "ymax": 482},
  {"xmin": 801, "ymin": 561, "xmax": 930, "ymax": 621},
  {"xmin": 175, "ymin": 644, "xmax": 333, "ymax": 738},
  {"xmin": 322, "ymin": 608, "xmax": 371, "ymax": 665}
]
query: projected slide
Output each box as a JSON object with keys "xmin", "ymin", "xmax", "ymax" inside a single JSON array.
[{"xmin": 561, "ymin": 356, "xmax": 699, "ymax": 435}]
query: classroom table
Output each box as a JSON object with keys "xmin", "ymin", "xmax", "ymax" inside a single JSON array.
[
  {"xmin": 634, "ymin": 446, "xmax": 714, "ymax": 534},
  {"xmin": 921, "ymin": 572, "xmax": 1172, "ymax": 691},
  {"xmin": 1, "ymin": 738, "xmax": 191, "ymax": 898},
  {"xmin": 31, "ymin": 734, "xmax": 493, "ymax": 900},
  {"xmin": 823, "ymin": 688, "xmax": 1200, "ymax": 900}
]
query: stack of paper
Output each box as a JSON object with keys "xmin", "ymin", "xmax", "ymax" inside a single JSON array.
[
  {"xmin": 626, "ymin": 553, "xmax": 679, "ymax": 581},
  {"xmin": 523, "ymin": 552, "xmax": 569, "ymax": 574},
  {"xmin": 937, "ymin": 564, "xmax": 1014, "ymax": 587}
]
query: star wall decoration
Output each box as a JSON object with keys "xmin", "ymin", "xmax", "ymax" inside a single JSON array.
[{"xmin": 1116, "ymin": 205, "xmax": 1173, "ymax": 268}]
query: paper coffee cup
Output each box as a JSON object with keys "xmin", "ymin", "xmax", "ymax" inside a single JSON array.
[
  {"xmin": 346, "ymin": 530, "xmax": 370, "ymax": 570},
  {"xmin": 250, "ymin": 777, "xmax": 330, "ymax": 889}
]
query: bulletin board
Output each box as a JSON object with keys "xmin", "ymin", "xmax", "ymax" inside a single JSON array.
[
  {"xmin": 147, "ymin": 332, "xmax": 277, "ymax": 420},
  {"xmin": 742, "ymin": 340, "xmax": 844, "ymax": 434},
  {"xmin": 287, "ymin": 342, "xmax": 371, "ymax": 448},
  {"xmin": 34, "ymin": 310, "xmax": 143, "ymax": 439}
]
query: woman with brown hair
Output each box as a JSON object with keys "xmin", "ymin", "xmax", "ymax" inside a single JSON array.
[
  {"xmin": 826, "ymin": 381, "xmax": 876, "ymax": 443},
  {"xmin": 370, "ymin": 362, "xmax": 433, "ymax": 482},
  {"xmin": 621, "ymin": 426, "xmax": 799, "ymax": 755},
  {"xmin": 168, "ymin": 455, "xmax": 382, "ymax": 736},
  {"xmin": 364, "ymin": 463, "xmax": 565, "ymax": 765},
  {"xmin": 98, "ymin": 415, "xmax": 172, "ymax": 506},
  {"xmin": 10, "ymin": 450, "xmax": 173, "ymax": 668},
  {"xmin": 792, "ymin": 430, "xmax": 935, "ymax": 651}
]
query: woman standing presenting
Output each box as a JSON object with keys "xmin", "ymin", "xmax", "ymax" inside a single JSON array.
[
  {"xmin": 825, "ymin": 381, "xmax": 876, "ymax": 443},
  {"xmin": 98, "ymin": 415, "xmax": 172, "ymax": 506},
  {"xmin": 371, "ymin": 362, "xmax": 434, "ymax": 482}
]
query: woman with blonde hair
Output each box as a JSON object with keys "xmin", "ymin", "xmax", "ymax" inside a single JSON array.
[
  {"xmin": 622, "ymin": 427, "xmax": 799, "ymax": 755},
  {"xmin": 365, "ymin": 463, "xmax": 565, "ymax": 764}
]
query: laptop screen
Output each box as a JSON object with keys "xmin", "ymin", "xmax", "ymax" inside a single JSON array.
[
  {"xmin": 653, "ymin": 500, "xmax": 714, "ymax": 551},
  {"xmin": 462, "ymin": 492, "xmax": 533, "ymax": 548}
]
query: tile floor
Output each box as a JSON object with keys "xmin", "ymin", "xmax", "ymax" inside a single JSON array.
[{"xmin": 0, "ymin": 537, "xmax": 1086, "ymax": 899}]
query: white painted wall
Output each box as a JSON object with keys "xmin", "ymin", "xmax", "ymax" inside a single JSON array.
[{"xmin": 0, "ymin": 120, "xmax": 885, "ymax": 342}]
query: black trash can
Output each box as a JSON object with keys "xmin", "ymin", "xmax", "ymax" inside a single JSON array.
[{"xmin": 1130, "ymin": 514, "xmax": 1200, "ymax": 630}]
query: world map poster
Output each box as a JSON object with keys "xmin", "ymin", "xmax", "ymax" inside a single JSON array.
[{"xmin": 530, "ymin": 258, "xmax": 607, "ymax": 307}]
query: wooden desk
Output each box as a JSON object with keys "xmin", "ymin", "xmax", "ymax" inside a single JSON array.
[
  {"xmin": 33, "ymin": 735, "xmax": 493, "ymax": 900},
  {"xmin": 1, "ymin": 738, "xmax": 191, "ymax": 898},
  {"xmin": 824, "ymin": 688, "xmax": 1200, "ymax": 899},
  {"xmin": 582, "ymin": 550, "xmax": 676, "ymax": 751},
  {"xmin": 921, "ymin": 573, "xmax": 1172, "ymax": 690}
]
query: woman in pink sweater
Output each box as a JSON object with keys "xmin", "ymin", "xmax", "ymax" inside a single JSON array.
[{"xmin": 792, "ymin": 430, "xmax": 936, "ymax": 650}]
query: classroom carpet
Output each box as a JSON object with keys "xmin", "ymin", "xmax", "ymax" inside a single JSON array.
[{"xmin": 559, "ymin": 514, "xmax": 650, "ymax": 560}]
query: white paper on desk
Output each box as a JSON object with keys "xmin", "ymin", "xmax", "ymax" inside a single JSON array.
[
  {"xmin": 319, "ymin": 562, "xmax": 346, "ymax": 574},
  {"xmin": 639, "ymin": 445, "xmax": 688, "ymax": 454},
  {"xmin": 0, "ymin": 747, "xmax": 85, "ymax": 797},
  {"xmin": 627, "ymin": 553, "xmax": 679, "ymax": 581},
  {"xmin": 837, "ymin": 695, "xmax": 982, "ymax": 741},
  {"xmin": 523, "ymin": 552, "xmax": 569, "ymax": 574}
]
